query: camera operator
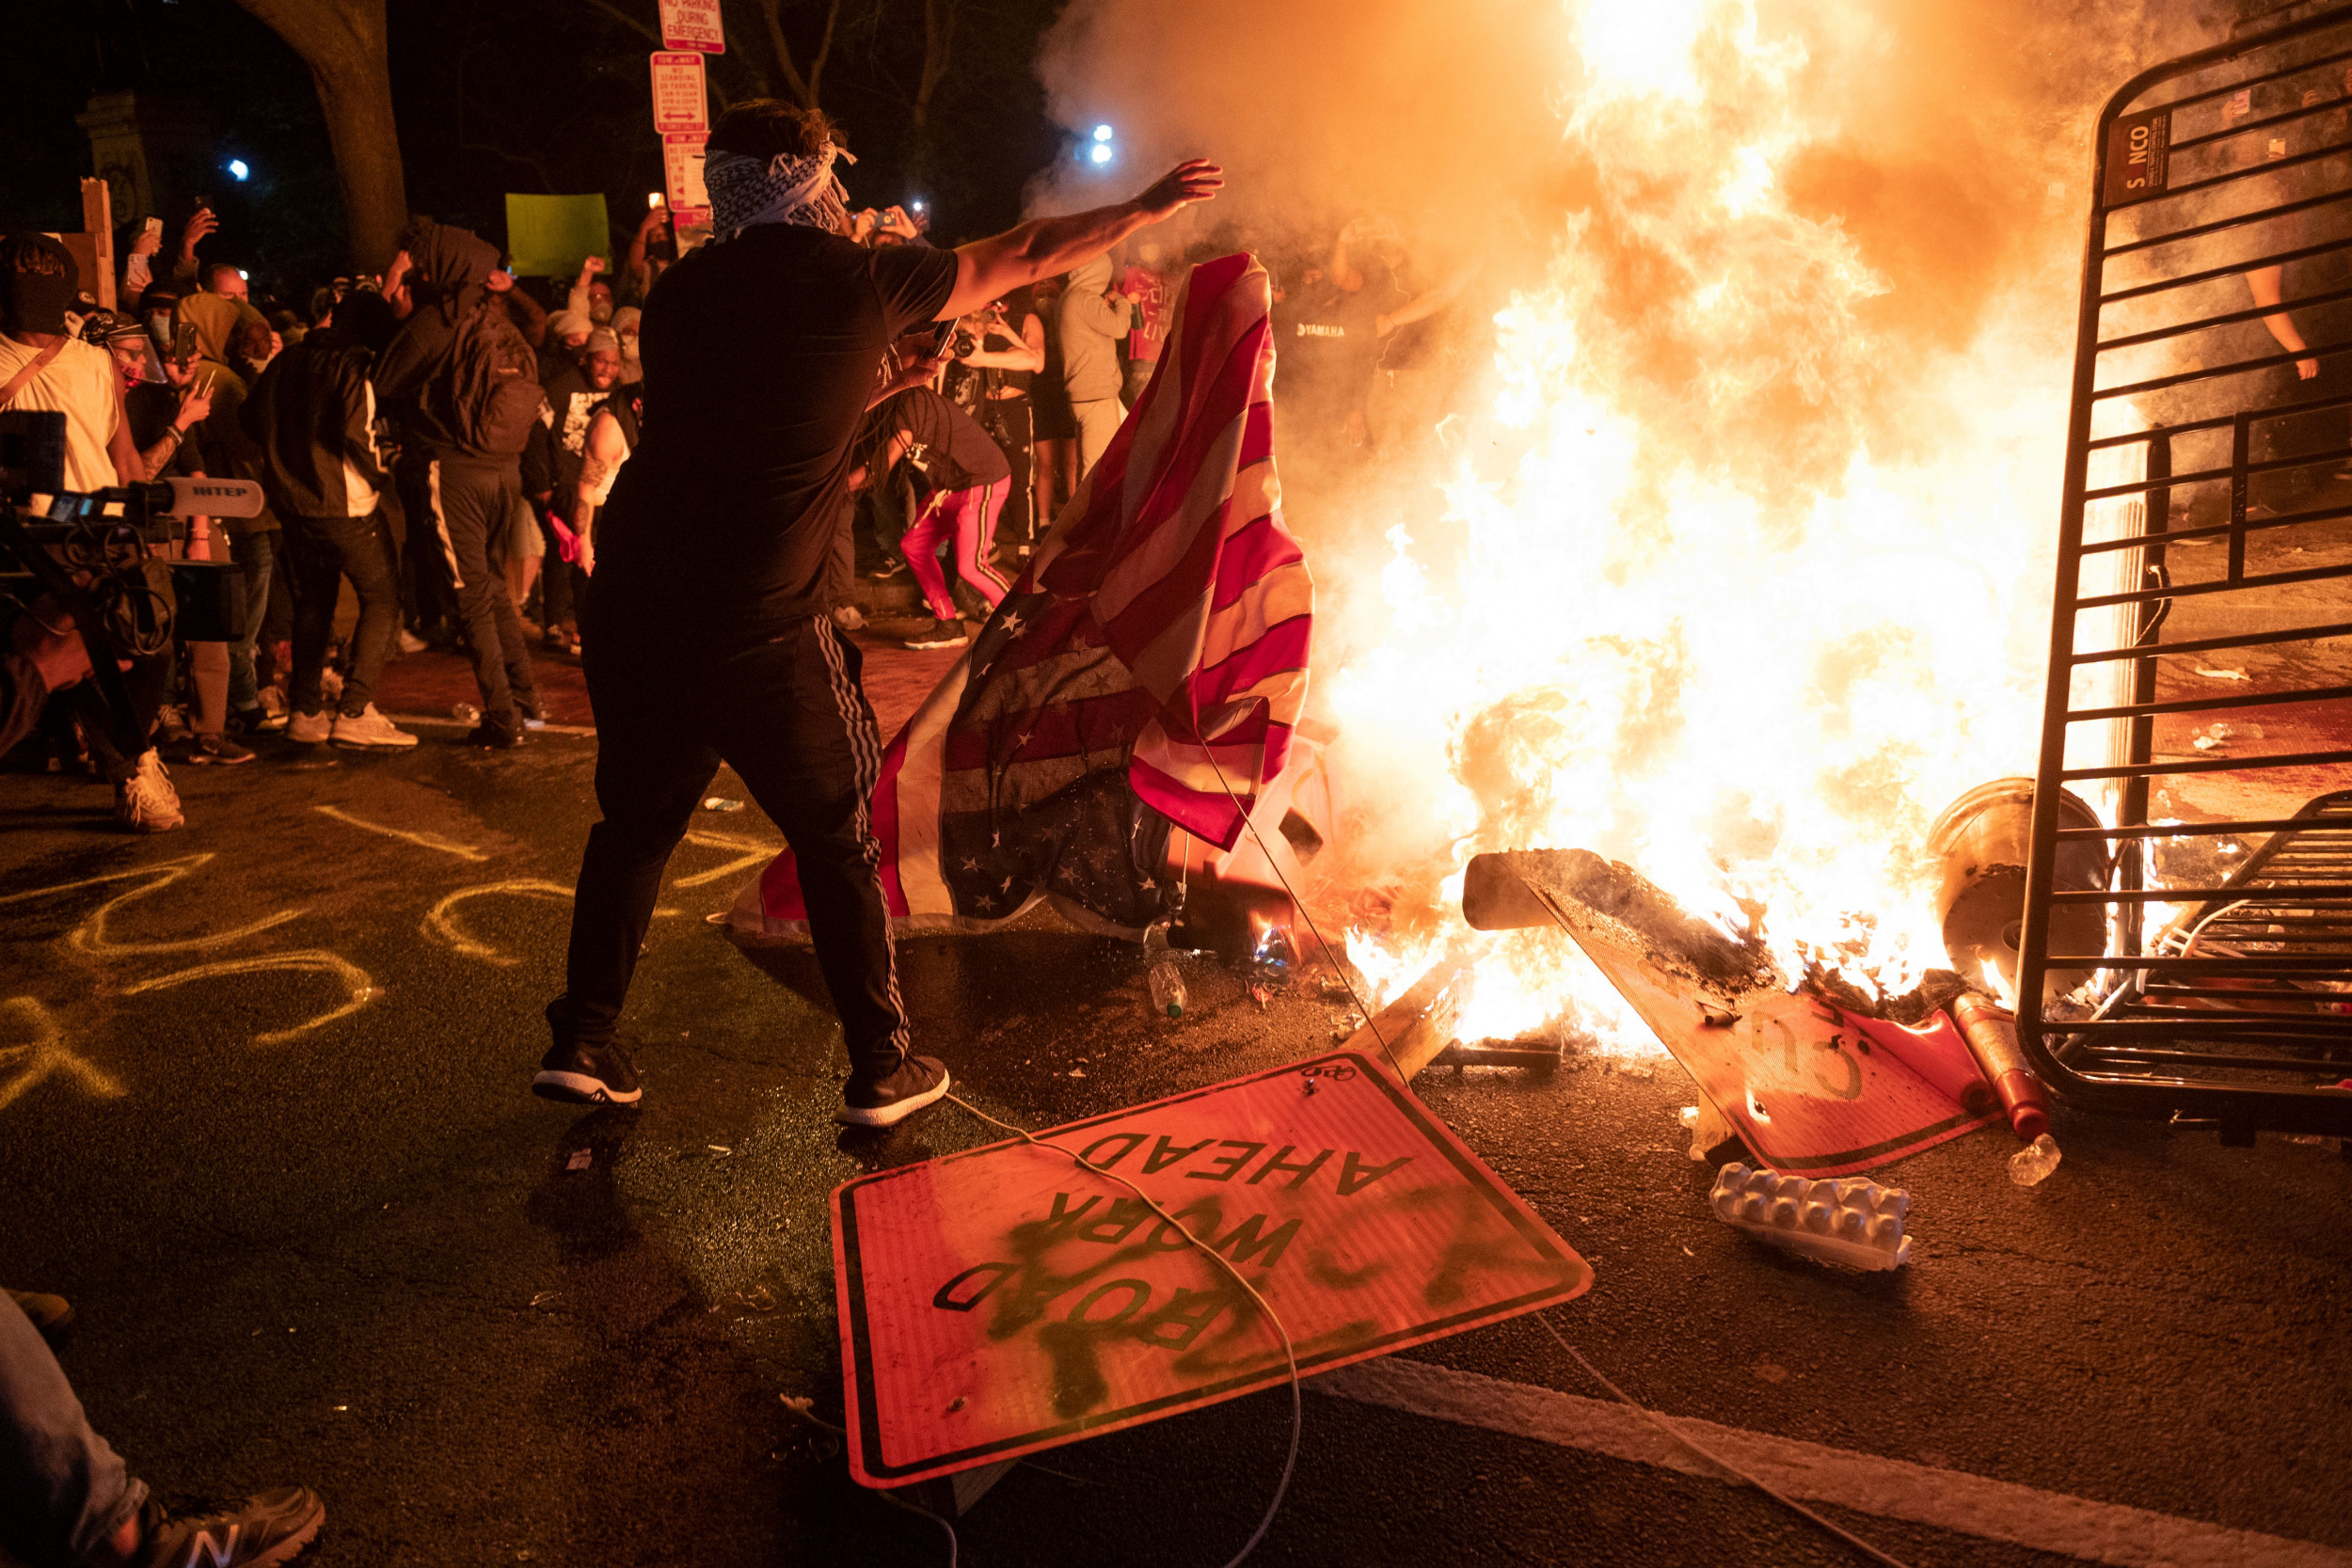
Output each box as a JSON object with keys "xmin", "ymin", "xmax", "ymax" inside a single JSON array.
[
  {"xmin": 535, "ymin": 96, "xmax": 1218, "ymax": 1123},
  {"xmin": 953, "ymin": 294, "xmax": 1044, "ymax": 549},
  {"xmin": 1, "ymin": 233, "xmax": 185, "ymax": 831}
]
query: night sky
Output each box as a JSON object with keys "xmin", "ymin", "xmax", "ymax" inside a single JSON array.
[{"xmin": 1, "ymin": 0, "xmax": 1074, "ymax": 295}]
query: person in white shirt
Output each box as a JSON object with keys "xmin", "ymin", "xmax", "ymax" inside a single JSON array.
[{"xmin": 0, "ymin": 232, "xmax": 181, "ymax": 832}]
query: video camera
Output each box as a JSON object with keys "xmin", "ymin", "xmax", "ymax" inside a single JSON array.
[{"xmin": 0, "ymin": 408, "xmax": 264, "ymax": 756}]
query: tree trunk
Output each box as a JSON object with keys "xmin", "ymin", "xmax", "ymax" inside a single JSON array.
[
  {"xmin": 910, "ymin": 0, "xmax": 961, "ymax": 174},
  {"xmin": 231, "ymin": 0, "xmax": 407, "ymax": 271}
]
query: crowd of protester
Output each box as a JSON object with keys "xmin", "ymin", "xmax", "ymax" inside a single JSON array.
[
  {"xmin": 2, "ymin": 175, "xmax": 1464, "ymax": 841},
  {"xmin": 0, "ymin": 90, "xmax": 1508, "ymax": 1561}
]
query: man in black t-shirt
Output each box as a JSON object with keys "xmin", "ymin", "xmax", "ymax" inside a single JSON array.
[
  {"xmin": 866, "ymin": 384, "xmax": 1014, "ymax": 649},
  {"xmin": 537, "ymin": 98, "xmax": 1220, "ymax": 1127}
]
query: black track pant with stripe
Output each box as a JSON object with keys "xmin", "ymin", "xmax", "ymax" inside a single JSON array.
[
  {"xmin": 549, "ymin": 603, "xmax": 910, "ymax": 1073},
  {"xmin": 419, "ymin": 458, "xmax": 537, "ymax": 731}
]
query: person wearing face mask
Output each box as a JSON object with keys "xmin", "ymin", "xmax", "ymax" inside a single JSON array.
[
  {"xmin": 611, "ymin": 306, "xmax": 644, "ymax": 384},
  {"xmin": 180, "ymin": 290, "xmax": 286, "ymax": 748},
  {"xmin": 567, "ymin": 254, "xmax": 618, "ymax": 326},
  {"xmin": 1120, "ymin": 237, "xmax": 1172, "ymax": 407},
  {"xmin": 532, "ymin": 96, "xmax": 1220, "ymax": 1123}
]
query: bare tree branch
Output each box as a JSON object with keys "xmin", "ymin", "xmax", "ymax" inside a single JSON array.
[
  {"xmin": 581, "ymin": 0, "xmax": 662, "ymax": 48},
  {"xmin": 807, "ymin": 0, "xmax": 844, "ymax": 106},
  {"xmin": 752, "ymin": 0, "xmax": 817, "ymax": 106}
]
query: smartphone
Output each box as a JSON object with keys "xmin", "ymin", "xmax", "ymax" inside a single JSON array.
[
  {"xmin": 142, "ymin": 215, "xmax": 163, "ymax": 243},
  {"xmin": 172, "ymin": 320, "xmax": 199, "ymax": 365},
  {"xmin": 648, "ymin": 192, "xmax": 665, "ymax": 210},
  {"xmin": 193, "ymin": 194, "xmax": 213, "ymax": 214}
]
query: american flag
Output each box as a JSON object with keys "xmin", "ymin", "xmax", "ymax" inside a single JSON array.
[{"xmin": 736, "ymin": 253, "xmax": 1312, "ymax": 939}]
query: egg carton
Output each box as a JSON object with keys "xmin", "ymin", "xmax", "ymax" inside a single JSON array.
[{"xmin": 1708, "ymin": 1162, "xmax": 1911, "ymax": 1271}]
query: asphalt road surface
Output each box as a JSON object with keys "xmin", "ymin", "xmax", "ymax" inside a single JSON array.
[{"xmin": 2, "ymin": 690, "xmax": 2348, "ymax": 1568}]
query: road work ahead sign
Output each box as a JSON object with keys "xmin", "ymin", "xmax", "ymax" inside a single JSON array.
[{"xmin": 832, "ymin": 1053, "xmax": 1591, "ymax": 1487}]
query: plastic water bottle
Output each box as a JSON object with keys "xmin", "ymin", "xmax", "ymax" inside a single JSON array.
[
  {"xmin": 1148, "ymin": 960, "xmax": 1187, "ymax": 1021},
  {"xmin": 2008, "ymin": 1132, "xmax": 2063, "ymax": 1187}
]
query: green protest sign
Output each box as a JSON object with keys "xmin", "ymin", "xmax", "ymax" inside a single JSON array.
[{"xmin": 503, "ymin": 193, "xmax": 611, "ymax": 277}]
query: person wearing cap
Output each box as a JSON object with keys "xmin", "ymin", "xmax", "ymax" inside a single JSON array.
[
  {"xmin": 539, "ymin": 309, "xmax": 594, "ymax": 385},
  {"xmin": 0, "ymin": 234, "xmax": 183, "ymax": 832},
  {"xmin": 0, "ymin": 234, "xmax": 142, "ymax": 493},
  {"xmin": 82, "ymin": 310, "xmax": 213, "ymax": 484}
]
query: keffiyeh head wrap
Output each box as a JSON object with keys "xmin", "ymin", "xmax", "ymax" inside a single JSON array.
[{"xmin": 704, "ymin": 141, "xmax": 857, "ymax": 240}]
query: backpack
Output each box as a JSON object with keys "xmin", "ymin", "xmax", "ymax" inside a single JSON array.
[{"xmin": 425, "ymin": 293, "xmax": 540, "ymax": 456}]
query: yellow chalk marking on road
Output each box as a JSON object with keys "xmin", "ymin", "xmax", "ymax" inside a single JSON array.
[
  {"xmin": 313, "ymin": 805, "xmax": 488, "ymax": 861},
  {"xmin": 0, "ymin": 997, "xmax": 125, "ymax": 1112},
  {"xmin": 423, "ymin": 879, "xmax": 680, "ymax": 965},
  {"xmin": 423, "ymin": 879, "xmax": 577, "ymax": 965},
  {"xmin": 0, "ymin": 856, "xmax": 202, "ymax": 907},
  {"xmin": 673, "ymin": 830, "xmax": 782, "ymax": 889},
  {"xmin": 0, "ymin": 853, "xmax": 305, "ymax": 957},
  {"xmin": 123, "ymin": 950, "xmax": 378, "ymax": 1046}
]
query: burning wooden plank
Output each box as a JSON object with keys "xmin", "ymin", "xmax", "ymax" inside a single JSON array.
[{"xmin": 1464, "ymin": 849, "xmax": 2001, "ymax": 1176}]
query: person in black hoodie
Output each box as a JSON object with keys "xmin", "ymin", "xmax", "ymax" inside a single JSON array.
[
  {"xmin": 374, "ymin": 218, "xmax": 543, "ymax": 748},
  {"xmin": 242, "ymin": 289, "xmax": 416, "ymax": 751}
]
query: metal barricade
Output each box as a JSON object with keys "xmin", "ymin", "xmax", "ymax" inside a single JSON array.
[{"xmin": 2021, "ymin": 3, "xmax": 2352, "ymax": 1138}]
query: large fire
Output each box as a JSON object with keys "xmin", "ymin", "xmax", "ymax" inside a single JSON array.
[{"xmin": 1322, "ymin": 0, "xmax": 2092, "ymax": 1047}]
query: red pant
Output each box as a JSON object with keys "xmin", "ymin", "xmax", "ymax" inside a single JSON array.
[{"xmin": 903, "ymin": 478, "xmax": 1011, "ymax": 620}]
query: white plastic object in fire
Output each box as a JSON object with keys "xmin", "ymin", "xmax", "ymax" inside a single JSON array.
[{"xmin": 1708, "ymin": 1162, "xmax": 1911, "ymax": 1271}]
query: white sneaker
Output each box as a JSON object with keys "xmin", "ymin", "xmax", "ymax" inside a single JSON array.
[
  {"xmin": 396, "ymin": 628, "xmax": 428, "ymax": 654},
  {"xmin": 287, "ymin": 709, "xmax": 332, "ymax": 745},
  {"xmin": 115, "ymin": 749, "xmax": 184, "ymax": 833},
  {"xmin": 332, "ymin": 704, "xmax": 420, "ymax": 750},
  {"xmin": 832, "ymin": 604, "xmax": 867, "ymax": 633}
]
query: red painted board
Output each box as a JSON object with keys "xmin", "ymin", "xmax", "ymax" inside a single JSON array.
[
  {"xmin": 832, "ymin": 1053, "xmax": 1590, "ymax": 1487},
  {"xmin": 1574, "ymin": 942, "xmax": 2002, "ymax": 1176}
]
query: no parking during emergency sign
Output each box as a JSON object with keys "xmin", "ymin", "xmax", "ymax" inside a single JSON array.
[{"xmin": 831, "ymin": 1053, "xmax": 1592, "ymax": 1486}]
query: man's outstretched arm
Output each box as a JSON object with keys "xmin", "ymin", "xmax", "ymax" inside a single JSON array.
[{"xmin": 940, "ymin": 160, "xmax": 1223, "ymax": 322}]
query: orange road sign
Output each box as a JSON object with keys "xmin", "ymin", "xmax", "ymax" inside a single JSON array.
[{"xmin": 832, "ymin": 1053, "xmax": 1591, "ymax": 1488}]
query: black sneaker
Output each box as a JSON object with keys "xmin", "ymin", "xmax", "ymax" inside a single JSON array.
[
  {"xmin": 903, "ymin": 618, "xmax": 969, "ymax": 651},
  {"xmin": 533, "ymin": 1039, "xmax": 643, "ymax": 1105},
  {"xmin": 183, "ymin": 731, "xmax": 257, "ymax": 766},
  {"xmin": 463, "ymin": 721, "xmax": 525, "ymax": 750},
  {"xmin": 838, "ymin": 1054, "xmax": 951, "ymax": 1127},
  {"xmin": 127, "ymin": 1486, "xmax": 326, "ymax": 1568}
]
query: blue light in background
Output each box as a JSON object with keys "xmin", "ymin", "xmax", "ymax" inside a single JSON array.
[{"xmin": 227, "ymin": 159, "xmax": 249, "ymax": 182}]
